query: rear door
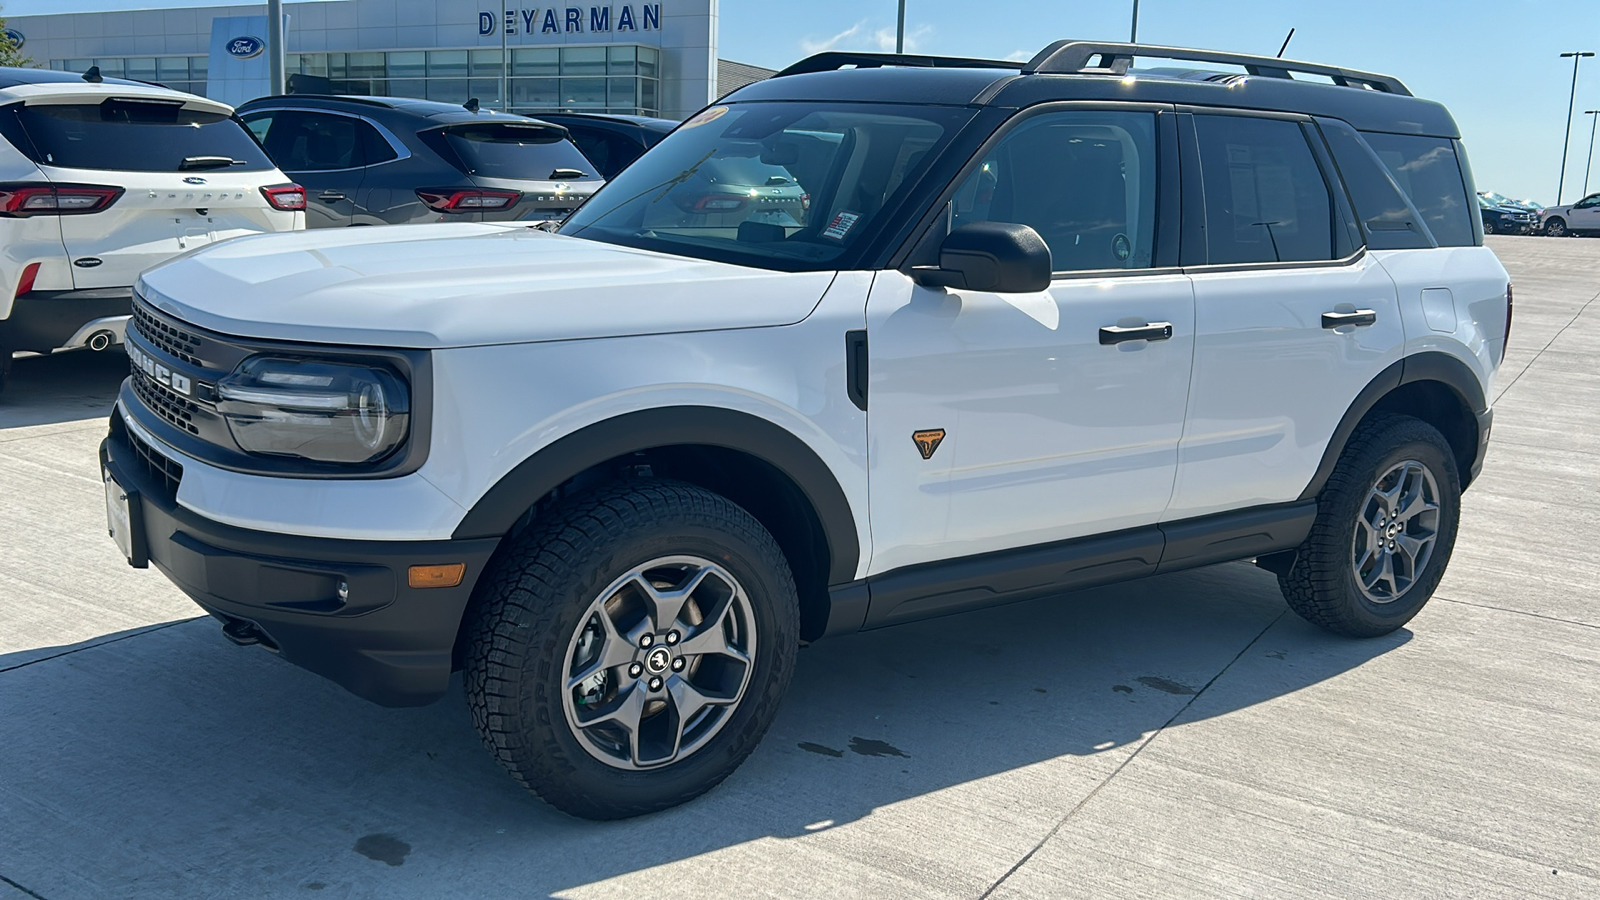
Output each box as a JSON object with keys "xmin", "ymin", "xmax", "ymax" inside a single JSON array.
[
  {"xmin": 244, "ymin": 108, "xmax": 367, "ymax": 227},
  {"xmin": 9, "ymin": 95, "xmax": 295, "ymax": 289},
  {"xmin": 1167, "ymin": 111, "xmax": 1402, "ymax": 521}
]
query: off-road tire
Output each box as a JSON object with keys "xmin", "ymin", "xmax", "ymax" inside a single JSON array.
[
  {"xmin": 1278, "ymin": 415, "xmax": 1461, "ymax": 637},
  {"xmin": 463, "ymin": 478, "xmax": 800, "ymax": 820}
]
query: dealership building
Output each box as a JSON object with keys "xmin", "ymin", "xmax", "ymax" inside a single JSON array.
[{"xmin": 6, "ymin": 1, "xmax": 768, "ymax": 120}]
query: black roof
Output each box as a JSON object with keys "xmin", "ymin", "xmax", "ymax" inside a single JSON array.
[
  {"xmin": 532, "ymin": 112, "xmax": 677, "ymax": 134},
  {"xmin": 728, "ymin": 42, "xmax": 1459, "ymax": 138},
  {"xmin": 237, "ymin": 93, "xmax": 561, "ymax": 128},
  {"xmin": 0, "ymin": 65, "xmax": 166, "ymax": 92}
]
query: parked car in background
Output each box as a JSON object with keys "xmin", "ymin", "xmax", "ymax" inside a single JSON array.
[
  {"xmin": 1479, "ymin": 190, "xmax": 1545, "ymax": 233},
  {"xmin": 531, "ymin": 113, "xmax": 675, "ymax": 180},
  {"xmin": 236, "ymin": 95, "xmax": 604, "ymax": 227},
  {"xmin": 0, "ymin": 67, "xmax": 303, "ymax": 394},
  {"xmin": 1537, "ymin": 192, "xmax": 1600, "ymax": 237},
  {"xmin": 1478, "ymin": 195, "xmax": 1537, "ymax": 234}
]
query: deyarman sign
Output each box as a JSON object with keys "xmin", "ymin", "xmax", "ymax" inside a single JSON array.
[{"xmin": 480, "ymin": 5, "xmax": 662, "ymax": 36}]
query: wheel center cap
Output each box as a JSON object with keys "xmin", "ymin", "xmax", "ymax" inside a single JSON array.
[
  {"xmin": 1386, "ymin": 523, "xmax": 1399, "ymax": 538},
  {"xmin": 644, "ymin": 646, "xmax": 672, "ymax": 675}
]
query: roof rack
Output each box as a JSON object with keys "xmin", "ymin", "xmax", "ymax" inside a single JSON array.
[
  {"xmin": 773, "ymin": 51, "xmax": 1020, "ymax": 78},
  {"xmin": 1023, "ymin": 41, "xmax": 1411, "ymax": 96}
]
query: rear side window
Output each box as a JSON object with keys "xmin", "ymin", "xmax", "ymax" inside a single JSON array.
[
  {"xmin": 0, "ymin": 98, "xmax": 274, "ymax": 173},
  {"xmin": 1360, "ymin": 132, "xmax": 1475, "ymax": 247},
  {"xmin": 1316, "ymin": 118, "xmax": 1431, "ymax": 250},
  {"xmin": 426, "ymin": 123, "xmax": 600, "ymax": 181},
  {"xmin": 1194, "ymin": 115, "xmax": 1342, "ymax": 265},
  {"xmin": 247, "ymin": 110, "xmax": 370, "ymax": 172}
]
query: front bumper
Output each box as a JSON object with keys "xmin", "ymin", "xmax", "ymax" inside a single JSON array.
[{"xmin": 101, "ymin": 414, "xmax": 501, "ymax": 707}]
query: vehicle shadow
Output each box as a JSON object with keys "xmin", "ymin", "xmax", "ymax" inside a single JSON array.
[
  {"xmin": 0, "ymin": 561, "xmax": 1407, "ymax": 898},
  {"xmin": 0, "ymin": 348, "xmax": 127, "ymax": 429}
]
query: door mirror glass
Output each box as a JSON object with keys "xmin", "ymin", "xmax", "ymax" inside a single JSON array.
[{"xmin": 913, "ymin": 222, "xmax": 1052, "ymax": 292}]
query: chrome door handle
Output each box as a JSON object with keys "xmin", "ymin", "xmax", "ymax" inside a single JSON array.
[
  {"xmin": 1099, "ymin": 322, "xmax": 1174, "ymax": 345},
  {"xmin": 318, "ymin": 191, "xmax": 347, "ymax": 201},
  {"xmin": 1322, "ymin": 309, "xmax": 1377, "ymax": 329}
]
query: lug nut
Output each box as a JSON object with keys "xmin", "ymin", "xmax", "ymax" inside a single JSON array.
[
  {"xmin": 648, "ymin": 677, "xmax": 663, "ymax": 691},
  {"xmin": 640, "ymin": 633, "xmax": 654, "ymax": 647},
  {"xmin": 671, "ymin": 657, "xmax": 685, "ymax": 671},
  {"xmin": 666, "ymin": 631, "xmax": 680, "ymax": 645},
  {"xmin": 629, "ymin": 663, "xmax": 643, "ymax": 677}
]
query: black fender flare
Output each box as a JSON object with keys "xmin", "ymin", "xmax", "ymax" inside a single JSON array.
[
  {"xmin": 450, "ymin": 406, "xmax": 862, "ymax": 586},
  {"xmin": 1298, "ymin": 351, "xmax": 1487, "ymax": 501}
]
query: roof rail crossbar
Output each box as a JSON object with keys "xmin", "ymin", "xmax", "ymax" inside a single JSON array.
[
  {"xmin": 774, "ymin": 51, "xmax": 1021, "ymax": 79},
  {"xmin": 1022, "ymin": 41, "xmax": 1412, "ymax": 96}
]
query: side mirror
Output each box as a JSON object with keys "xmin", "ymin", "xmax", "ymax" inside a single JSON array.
[{"xmin": 911, "ymin": 222, "xmax": 1052, "ymax": 293}]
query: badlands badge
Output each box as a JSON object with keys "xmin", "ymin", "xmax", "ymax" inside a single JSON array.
[{"xmin": 912, "ymin": 429, "xmax": 946, "ymax": 460}]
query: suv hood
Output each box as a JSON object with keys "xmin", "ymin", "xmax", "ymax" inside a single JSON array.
[{"xmin": 136, "ymin": 223, "xmax": 836, "ymax": 348}]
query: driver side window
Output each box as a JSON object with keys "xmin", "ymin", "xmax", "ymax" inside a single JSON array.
[{"xmin": 950, "ymin": 110, "xmax": 1159, "ymax": 272}]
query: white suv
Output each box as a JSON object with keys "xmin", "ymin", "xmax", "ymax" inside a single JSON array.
[
  {"xmin": 101, "ymin": 43, "xmax": 1510, "ymax": 819},
  {"xmin": 0, "ymin": 67, "xmax": 304, "ymax": 393}
]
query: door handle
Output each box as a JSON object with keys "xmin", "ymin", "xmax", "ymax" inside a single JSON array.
[
  {"xmin": 1099, "ymin": 322, "xmax": 1174, "ymax": 345},
  {"xmin": 1321, "ymin": 309, "xmax": 1377, "ymax": 329},
  {"xmin": 318, "ymin": 191, "xmax": 347, "ymax": 201}
]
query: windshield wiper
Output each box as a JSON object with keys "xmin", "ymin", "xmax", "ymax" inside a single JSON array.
[{"xmin": 179, "ymin": 156, "xmax": 241, "ymax": 170}]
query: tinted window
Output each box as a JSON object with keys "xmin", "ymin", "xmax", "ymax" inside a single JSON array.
[
  {"xmin": 1195, "ymin": 115, "xmax": 1339, "ymax": 265},
  {"xmin": 2, "ymin": 99, "xmax": 273, "ymax": 172},
  {"xmin": 251, "ymin": 110, "xmax": 366, "ymax": 171},
  {"xmin": 1317, "ymin": 118, "xmax": 1431, "ymax": 250},
  {"xmin": 561, "ymin": 102, "xmax": 973, "ymax": 271},
  {"xmin": 434, "ymin": 123, "xmax": 599, "ymax": 181},
  {"xmin": 948, "ymin": 110, "xmax": 1158, "ymax": 272},
  {"xmin": 562, "ymin": 125, "xmax": 645, "ymax": 180},
  {"xmin": 1361, "ymin": 132, "xmax": 1474, "ymax": 247}
]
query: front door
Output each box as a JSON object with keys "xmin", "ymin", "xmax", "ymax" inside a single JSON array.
[{"xmin": 866, "ymin": 107, "xmax": 1194, "ymax": 576}]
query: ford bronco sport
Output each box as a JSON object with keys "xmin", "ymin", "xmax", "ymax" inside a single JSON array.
[{"xmin": 101, "ymin": 42, "xmax": 1510, "ymax": 820}]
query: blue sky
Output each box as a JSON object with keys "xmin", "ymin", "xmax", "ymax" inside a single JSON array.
[{"xmin": 8, "ymin": 0, "xmax": 1600, "ymax": 203}]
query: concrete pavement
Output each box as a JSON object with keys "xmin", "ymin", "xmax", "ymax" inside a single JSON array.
[{"xmin": 1, "ymin": 236, "xmax": 1596, "ymax": 898}]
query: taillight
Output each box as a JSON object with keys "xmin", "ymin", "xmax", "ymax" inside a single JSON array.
[
  {"xmin": 15, "ymin": 262, "xmax": 39, "ymax": 299},
  {"xmin": 261, "ymin": 183, "xmax": 306, "ymax": 211},
  {"xmin": 1503, "ymin": 282, "xmax": 1514, "ymax": 359},
  {"xmin": 0, "ymin": 183, "xmax": 123, "ymax": 217},
  {"xmin": 416, "ymin": 188, "xmax": 521, "ymax": 212}
]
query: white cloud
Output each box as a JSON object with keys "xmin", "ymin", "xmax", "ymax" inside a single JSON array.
[
  {"xmin": 1003, "ymin": 48, "xmax": 1033, "ymax": 62},
  {"xmin": 799, "ymin": 20, "xmax": 933, "ymax": 56}
]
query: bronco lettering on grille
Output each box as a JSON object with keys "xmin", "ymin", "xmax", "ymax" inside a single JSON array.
[{"xmin": 127, "ymin": 342, "xmax": 193, "ymax": 397}]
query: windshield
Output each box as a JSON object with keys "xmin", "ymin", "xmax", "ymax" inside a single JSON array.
[
  {"xmin": 0, "ymin": 99, "xmax": 274, "ymax": 172},
  {"xmin": 560, "ymin": 102, "xmax": 976, "ymax": 271}
]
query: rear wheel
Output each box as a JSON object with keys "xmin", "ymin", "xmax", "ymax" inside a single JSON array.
[
  {"xmin": 1545, "ymin": 217, "xmax": 1567, "ymax": 237},
  {"xmin": 463, "ymin": 479, "xmax": 799, "ymax": 819},
  {"xmin": 1278, "ymin": 416, "xmax": 1461, "ymax": 637},
  {"xmin": 1482, "ymin": 218, "xmax": 1496, "ymax": 235}
]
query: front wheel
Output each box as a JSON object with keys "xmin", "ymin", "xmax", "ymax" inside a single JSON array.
[
  {"xmin": 1545, "ymin": 217, "xmax": 1567, "ymax": 237},
  {"xmin": 1278, "ymin": 416, "xmax": 1461, "ymax": 637},
  {"xmin": 1482, "ymin": 219, "xmax": 1496, "ymax": 235},
  {"xmin": 463, "ymin": 479, "xmax": 799, "ymax": 819}
]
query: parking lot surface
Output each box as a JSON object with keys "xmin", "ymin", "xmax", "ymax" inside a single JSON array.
[{"xmin": 1, "ymin": 236, "xmax": 1596, "ymax": 899}]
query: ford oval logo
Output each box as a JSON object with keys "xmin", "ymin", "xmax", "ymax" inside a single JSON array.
[
  {"xmin": 2, "ymin": 29, "xmax": 23, "ymax": 50},
  {"xmin": 226, "ymin": 36, "xmax": 265, "ymax": 60},
  {"xmin": 183, "ymin": 176, "xmax": 207, "ymax": 185}
]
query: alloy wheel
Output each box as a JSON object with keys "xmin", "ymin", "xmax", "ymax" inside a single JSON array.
[{"xmin": 1351, "ymin": 460, "xmax": 1441, "ymax": 603}]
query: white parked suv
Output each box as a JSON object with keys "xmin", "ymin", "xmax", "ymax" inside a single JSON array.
[
  {"xmin": 0, "ymin": 67, "xmax": 304, "ymax": 393},
  {"xmin": 1540, "ymin": 191, "xmax": 1600, "ymax": 237},
  {"xmin": 102, "ymin": 43, "xmax": 1510, "ymax": 819}
]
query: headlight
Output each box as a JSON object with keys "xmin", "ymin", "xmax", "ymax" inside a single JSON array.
[{"xmin": 216, "ymin": 357, "xmax": 410, "ymax": 464}]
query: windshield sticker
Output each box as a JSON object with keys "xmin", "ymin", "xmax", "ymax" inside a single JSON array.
[
  {"xmin": 681, "ymin": 106, "xmax": 729, "ymax": 129},
  {"xmin": 822, "ymin": 211, "xmax": 861, "ymax": 241}
]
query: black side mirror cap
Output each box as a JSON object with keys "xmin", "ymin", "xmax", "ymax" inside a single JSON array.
[{"xmin": 911, "ymin": 222, "xmax": 1052, "ymax": 293}]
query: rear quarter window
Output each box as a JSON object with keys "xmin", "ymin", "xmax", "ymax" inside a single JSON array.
[
  {"xmin": 1360, "ymin": 131, "xmax": 1475, "ymax": 247},
  {"xmin": 1316, "ymin": 118, "xmax": 1432, "ymax": 250},
  {"xmin": 0, "ymin": 98, "xmax": 274, "ymax": 173}
]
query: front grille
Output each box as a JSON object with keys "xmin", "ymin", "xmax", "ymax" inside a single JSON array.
[
  {"xmin": 123, "ymin": 419, "xmax": 183, "ymax": 501},
  {"xmin": 130, "ymin": 367, "xmax": 202, "ymax": 435},
  {"xmin": 131, "ymin": 302, "xmax": 203, "ymax": 365}
]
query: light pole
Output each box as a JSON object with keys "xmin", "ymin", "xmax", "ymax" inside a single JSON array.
[
  {"xmin": 896, "ymin": 0, "xmax": 905, "ymax": 53},
  {"xmin": 267, "ymin": 0, "xmax": 284, "ymax": 95},
  {"xmin": 1557, "ymin": 51, "xmax": 1594, "ymax": 205},
  {"xmin": 1584, "ymin": 110, "xmax": 1600, "ymax": 198},
  {"xmin": 1130, "ymin": 0, "xmax": 1140, "ymax": 42}
]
